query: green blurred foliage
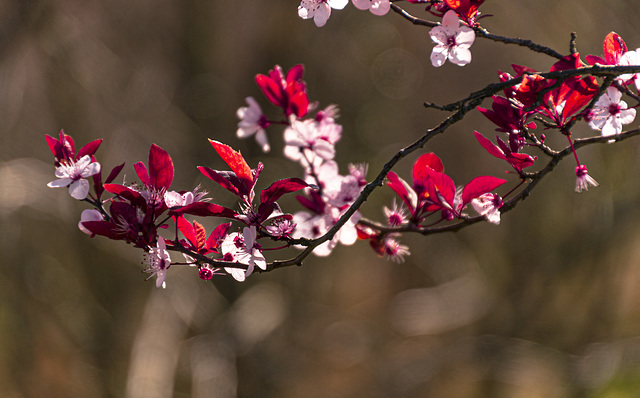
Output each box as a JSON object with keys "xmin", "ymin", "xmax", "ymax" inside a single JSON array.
[{"xmin": 3, "ymin": 0, "xmax": 640, "ymax": 397}]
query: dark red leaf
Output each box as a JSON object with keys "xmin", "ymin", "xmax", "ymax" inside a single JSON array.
[
  {"xmin": 461, "ymin": 176, "xmax": 507, "ymax": 205},
  {"xmin": 176, "ymin": 216, "xmax": 197, "ymax": 248},
  {"xmin": 206, "ymin": 222, "xmax": 231, "ymax": 251},
  {"xmin": 103, "ymin": 183, "xmax": 146, "ymax": 205},
  {"xmin": 82, "ymin": 220, "xmax": 121, "ymax": 240},
  {"xmin": 148, "ymin": 144, "xmax": 174, "ymax": 190},
  {"xmin": 255, "ymin": 74, "xmax": 283, "ymax": 107},
  {"xmin": 198, "ymin": 166, "xmax": 241, "ymax": 196},
  {"xmin": 77, "ymin": 139, "xmax": 103, "ymax": 160},
  {"xmin": 170, "ymin": 202, "xmax": 238, "ymax": 219},
  {"xmin": 260, "ymin": 178, "xmax": 309, "ymax": 205},
  {"xmin": 133, "ymin": 162, "xmax": 150, "ymax": 186},
  {"xmin": 105, "ymin": 162, "xmax": 126, "ymax": 184}
]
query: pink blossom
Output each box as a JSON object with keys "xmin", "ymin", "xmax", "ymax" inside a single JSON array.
[
  {"xmin": 164, "ymin": 190, "xmax": 195, "ymax": 208},
  {"xmin": 298, "ymin": 0, "xmax": 348, "ymax": 27},
  {"xmin": 237, "ymin": 97, "xmax": 271, "ymax": 152},
  {"xmin": 383, "ymin": 200, "xmax": 407, "ymax": 227},
  {"xmin": 220, "ymin": 226, "xmax": 266, "ymax": 282},
  {"xmin": 618, "ymin": 50, "xmax": 640, "ymax": 89},
  {"xmin": 383, "ymin": 237, "xmax": 410, "ymax": 263},
  {"xmin": 470, "ymin": 193, "xmax": 503, "ymax": 225},
  {"xmin": 265, "ymin": 218, "xmax": 296, "ymax": 238},
  {"xmin": 284, "ymin": 119, "xmax": 341, "ymax": 167},
  {"xmin": 588, "ymin": 87, "xmax": 636, "ymax": 139},
  {"xmin": 352, "ymin": 0, "xmax": 390, "ymax": 16},
  {"xmin": 47, "ymin": 155, "xmax": 101, "ymax": 200},
  {"xmin": 575, "ymin": 165, "xmax": 599, "ymax": 193},
  {"xmin": 293, "ymin": 205, "xmax": 360, "ymax": 257},
  {"xmin": 429, "ymin": 10, "xmax": 475, "ymax": 67},
  {"xmin": 144, "ymin": 237, "xmax": 171, "ymax": 288}
]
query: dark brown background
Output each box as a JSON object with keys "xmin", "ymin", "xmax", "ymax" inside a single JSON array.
[{"xmin": 3, "ymin": 1, "xmax": 640, "ymax": 396}]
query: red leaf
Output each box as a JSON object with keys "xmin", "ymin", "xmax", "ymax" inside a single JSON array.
[
  {"xmin": 103, "ymin": 183, "xmax": 145, "ymax": 205},
  {"xmin": 474, "ymin": 131, "xmax": 506, "ymax": 160},
  {"xmin": 208, "ymin": 140, "xmax": 253, "ymax": 193},
  {"xmin": 206, "ymin": 222, "xmax": 231, "ymax": 251},
  {"xmin": 148, "ymin": 144, "xmax": 174, "ymax": 190},
  {"xmin": 386, "ymin": 172, "xmax": 415, "ymax": 214},
  {"xmin": 170, "ymin": 202, "xmax": 238, "ymax": 219},
  {"xmin": 585, "ymin": 55, "xmax": 606, "ymax": 66},
  {"xmin": 290, "ymin": 91, "xmax": 309, "ymax": 118},
  {"xmin": 176, "ymin": 216, "xmax": 197, "ymax": 248},
  {"xmin": 413, "ymin": 153, "xmax": 444, "ymax": 196},
  {"xmin": 255, "ymin": 74, "xmax": 283, "ymax": 107},
  {"xmin": 105, "ymin": 163, "xmax": 126, "ymax": 184},
  {"xmin": 604, "ymin": 32, "xmax": 627, "ymax": 65},
  {"xmin": 82, "ymin": 220, "xmax": 121, "ymax": 240},
  {"xmin": 260, "ymin": 178, "xmax": 309, "ymax": 205},
  {"xmin": 133, "ymin": 162, "xmax": 150, "ymax": 186},
  {"xmin": 461, "ymin": 176, "xmax": 507, "ymax": 205},
  {"xmin": 44, "ymin": 134, "xmax": 65, "ymax": 160},
  {"xmin": 77, "ymin": 139, "xmax": 103, "ymax": 160},
  {"xmin": 193, "ymin": 221, "xmax": 207, "ymax": 249},
  {"xmin": 198, "ymin": 166, "xmax": 241, "ymax": 196},
  {"xmin": 425, "ymin": 169, "xmax": 456, "ymax": 207},
  {"xmin": 286, "ymin": 64, "xmax": 304, "ymax": 84}
]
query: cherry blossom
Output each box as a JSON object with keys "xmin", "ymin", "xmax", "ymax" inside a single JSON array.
[
  {"xmin": 588, "ymin": 87, "xmax": 636, "ymax": 139},
  {"xmin": 45, "ymin": 130, "xmax": 102, "ymax": 166},
  {"xmin": 283, "ymin": 119, "xmax": 341, "ymax": 167},
  {"xmin": 220, "ymin": 226, "xmax": 266, "ymax": 281},
  {"xmin": 356, "ymin": 225, "xmax": 410, "ymax": 262},
  {"xmin": 144, "ymin": 237, "xmax": 171, "ymax": 288},
  {"xmin": 47, "ymin": 155, "xmax": 101, "ymax": 200},
  {"xmin": 383, "ymin": 237, "xmax": 411, "ymax": 263},
  {"xmin": 383, "ymin": 200, "xmax": 407, "ymax": 227},
  {"xmin": 164, "ymin": 190, "xmax": 195, "ymax": 208},
  {"xmin": 298, "ymin": 0, "xmax": 348, "ymax": 27},
  {"xmin": 352, "ymin": 0, "xmax": 390, "ymax": 16},
  {"xmin": 575, "ymin": 165, "xmax": 599, "ymax": 193},
  {"xmin": 429, "ymin": 10, "xmax": 475, "ymax": 67},
  {"xmin": 618, "ymin": 50, "xmax": 640, "ymax": 88},
  {"xmin": 237, "ymin": 97, "xmax": 271, "ymax": 152},
  {"xmin": 265, "ymin": 218, "xmax": 296, "ymax": 238},
  {"xmin": 292, "ymin": 205, "xmax": 360, "ymax": 256},
  {"xmin": 470, "ymin": 193, "xmax": 503, "ymax": 225}
]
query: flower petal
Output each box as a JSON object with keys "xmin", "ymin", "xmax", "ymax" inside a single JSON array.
[
  {"xmin": 69, "ymin": 178, "xmax": 90, "ymax": 200},
  {"xmin": 48, "ymin": 178, "xmax": 72, "ymax": 188},
  {"xmin": 450, "ymin": 47, "xmax": 472, "ymax": 66},
  {"xmin": 430, "ymin": 46, "xmax": 448, "ymax": 67}
]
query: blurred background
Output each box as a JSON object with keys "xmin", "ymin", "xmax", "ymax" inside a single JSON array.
[{"xmin": 3, "ymin": 0, "xmax": 640, "ymax": 396}]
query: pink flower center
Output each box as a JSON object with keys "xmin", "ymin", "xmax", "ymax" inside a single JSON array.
[
  {"xmin": 608, "ymin": 103, "xmax": 622, "ymax": 116},
  {"xmin": 199, "ymin": 267, "xmax": 214, "ymax": 280}
]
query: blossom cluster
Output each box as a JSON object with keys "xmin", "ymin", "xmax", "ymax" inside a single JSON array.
[
  {"xmin": 45, "ymin": 1, "xmax": 640, "ymax": 288},
  {"xmin": 475, "ymin": 32, "xmax": 640, "ymax": 193}
]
